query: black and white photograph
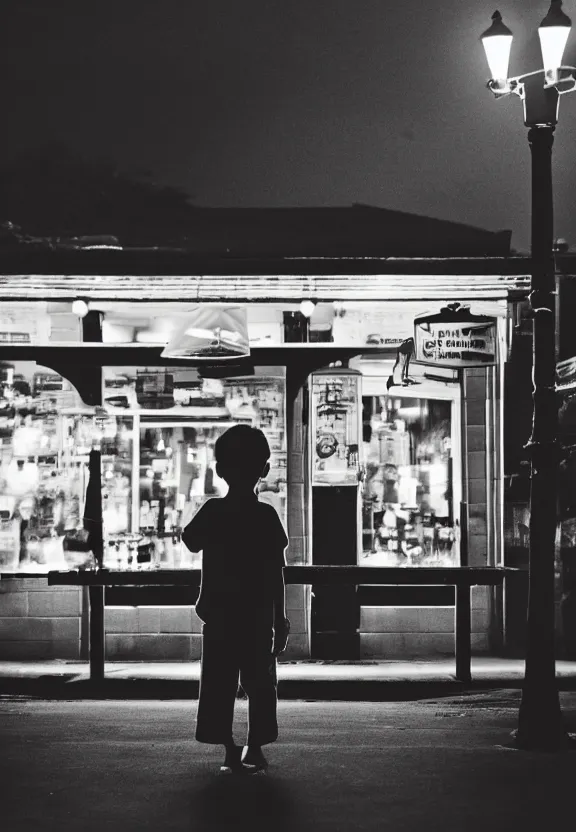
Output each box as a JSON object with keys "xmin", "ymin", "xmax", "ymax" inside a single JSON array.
[{"xmin": 1, "ymin": 2, "xmax": 576, "ymax": 830}]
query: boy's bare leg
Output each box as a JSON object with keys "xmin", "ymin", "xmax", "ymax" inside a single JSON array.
[{"xmin": 221, "ymin": 740, "xmax": 243, "ymax": 772}]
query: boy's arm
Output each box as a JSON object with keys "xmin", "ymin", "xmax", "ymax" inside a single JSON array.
[
  {"xmin": 270, "ymin": 508, "xmax": 289, "ymax": 654},
  {"xmin": 181, "ymin": 500, "xmax": 211, "ymax": 553},
  {"xmin": 272, "ymin": 563, "xmax": 289, "ymax": 656},
  {"xmin": 272, "ymin": 564, "xmax": 286, "ymax": 623},
  {"xmin": 270, "ymin": 507, "xmax": 288, "ymax": 622}
]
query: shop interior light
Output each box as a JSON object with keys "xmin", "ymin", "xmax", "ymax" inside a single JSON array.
[
  {"xmin": 539, "ymin": 0, "xmax": 572, "ymax": 82},
  {"xmin": 72, "ymin": 299, "xmax": 90, "ymax": 318},
  {"xmin": 161, "ymin": 306, "xmax": 250, "ymax": 359},
  {"xmin": 300, "ymin": 300, "xmax": 316, "ymax": 318},
  {"xmin": 481, "ymin": 10, "xmax": 514, "ymax": 83}
]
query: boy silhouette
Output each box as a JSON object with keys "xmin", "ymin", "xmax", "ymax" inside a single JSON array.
[{"xmin": 182, "ymin": 424, "xmax": 290, "ymax": 773}]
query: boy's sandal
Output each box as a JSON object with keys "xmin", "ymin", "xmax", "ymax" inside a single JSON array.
[
  {"xmin": 241, "ymin": 748, "xmax": 268, "ymax": 770},
  {"xmin": 220, "ymin": 745, "xmax": 243, "ymax": 774},
  {"xmin": 220, "ymin": 762, "xmax": 263, "ymax": 775},
  {"xmin": 220, "ymin": 746, "xmax": 264, "ymax": 775}
]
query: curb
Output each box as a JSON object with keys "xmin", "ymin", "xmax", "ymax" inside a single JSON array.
[{"xmin": 2, "ymin": 676, "xmax": 576, "ymax": 701}]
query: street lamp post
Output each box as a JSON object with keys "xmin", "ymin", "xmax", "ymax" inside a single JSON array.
[{"xmin": 481, "ymin": 1, "xmax": 576, "ymax": 751}]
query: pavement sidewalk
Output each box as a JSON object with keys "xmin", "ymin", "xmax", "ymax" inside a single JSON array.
[
  {"xmin": 3, "ymin": 698, "xmax": 576, "ymax": 832},
  {"xmin": 1, "ymin": 656, "xmax": 576, "ymax": 699}
]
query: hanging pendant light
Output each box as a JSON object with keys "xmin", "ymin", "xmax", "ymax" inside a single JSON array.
[
  {"xmin": 299, "ymin": 299, "xmax": 316, "ymax": 318},
  {"xmin": 72, "ymin": 299, "xmax": 90, "ymax": 318},
  {"xmin": 161, "ymin": 305, "xmax": 250, "ymax": 360}
]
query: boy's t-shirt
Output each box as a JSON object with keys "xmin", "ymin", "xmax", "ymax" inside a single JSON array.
[{"xmin": 182, "ymin": 493, "xmax": 288, "ymax": 625}]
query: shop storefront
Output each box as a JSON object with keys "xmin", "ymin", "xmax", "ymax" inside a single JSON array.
[{"xmin": 0, "ymin": 255, "xmax": 530, "ymax": 662}]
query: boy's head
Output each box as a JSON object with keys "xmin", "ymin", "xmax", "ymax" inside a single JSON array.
[{"xmin": 214, "ymin": 424, "xmax": 271, "ymax": 489}]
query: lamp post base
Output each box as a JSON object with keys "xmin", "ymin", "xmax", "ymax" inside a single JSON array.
[
  {"xmin": 512, "ymin": 730, "xmax": 576, "ymax": 752},
  {"xmin": 515, "ymin": 685, "xmax": 573, "ymax": 750}
]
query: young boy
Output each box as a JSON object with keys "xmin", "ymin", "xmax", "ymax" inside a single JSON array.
[{"xmin": 182, "ymin": 424, "xmax": 290, "ymax": 773}]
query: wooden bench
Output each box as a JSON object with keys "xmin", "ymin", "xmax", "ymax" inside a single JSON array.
[{"xmin": 49, "ymin": 565, "xmax": 521, "ymax": 683}]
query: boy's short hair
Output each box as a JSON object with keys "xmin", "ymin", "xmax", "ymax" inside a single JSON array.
[{"xmin": 215, "ymin": 425, "xmax": 271, "ymax": 479}]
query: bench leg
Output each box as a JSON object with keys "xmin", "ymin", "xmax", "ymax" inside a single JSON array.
[
  {"xmin": 455, "ymin": 584, "xmax": 472, "ymax": 683},
  {"xmin": 89, "ymin": 586, "xmax": 105, "ymax": 681}
]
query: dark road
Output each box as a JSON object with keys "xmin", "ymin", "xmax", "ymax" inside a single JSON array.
[{"xmin": 2, "ymin": 694, "xmax": 576, "ymax": 831}]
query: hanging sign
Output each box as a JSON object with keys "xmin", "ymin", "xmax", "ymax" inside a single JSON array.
[{"xmin": 413, "ymin": 303, "xmax": 497, "ymax": 368}]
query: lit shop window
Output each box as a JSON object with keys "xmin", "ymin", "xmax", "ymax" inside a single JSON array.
[
  {"xmin": 360, "ymin": 395, "xmax": 458, "ymax": 567},
  {"xmin": 0, "ymin": 362, "xmax": 99, "ymax": 573},
  {"xmin": 101, "ymin": 367, "xmax": 287, "ymax": 570}
]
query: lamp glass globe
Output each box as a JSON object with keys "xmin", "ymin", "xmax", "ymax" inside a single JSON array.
[
  {"xmin": 299, "ymin": 300, "xmax": 316, "ymax": 318},
  {"xmin": 72, "ymin": 299, "xmax": 89, "ymax": 318}
]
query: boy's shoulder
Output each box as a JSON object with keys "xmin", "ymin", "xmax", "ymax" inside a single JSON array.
[{"xmin": 224, "ymin": 496, "xmax": 283, "ymax": 524}]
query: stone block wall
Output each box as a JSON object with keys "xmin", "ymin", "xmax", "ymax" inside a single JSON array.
[
  {"xmin": 0, "ymin": 578, "xmax": 311, "ymax": 662},
  {"xmin": 105, "ymin": 606, "xmax": 204, "ymax": 660},
  {"xmin": 282, "ymin": 584, "xmax": 311, "ymax": 659},
  {"xmin": 105, "ymin": 585, "xmax": 310, "ymax": 661},
  {"xmin": 0, "ymin": 578, "xmax": 82, "ymax": 659},
  {"xmin": 359, "ymin": 586, "xmax": 491, "ymax": 658}
]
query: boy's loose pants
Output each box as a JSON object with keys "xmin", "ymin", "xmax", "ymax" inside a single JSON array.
[{"xmin": 195, "ymin": 622, "xmax": 278, "ymax": 746}]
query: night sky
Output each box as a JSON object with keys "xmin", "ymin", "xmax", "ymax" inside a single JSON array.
[{"xmin": 3, "ymin": 0, "xmax": 576, "ymax": 253}]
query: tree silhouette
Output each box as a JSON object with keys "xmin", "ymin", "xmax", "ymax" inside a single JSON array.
[{"xmin": 0, "ymin": 143, "xmax": 196, "ymax": 245}]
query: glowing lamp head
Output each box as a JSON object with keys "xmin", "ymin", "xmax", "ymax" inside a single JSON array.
[
  {"xmin": 481, "ymin": 10, "xmax": 514, "ymax": 82},
  {"xmin": 538, "ymin": 0, "xmax": 572, "ymax": 74},
  {"xmin": 299, "ymin": 300, "xmax": 316, "ymax": 318},
  {"xmin": 72, "ymin": 299, "xmax": 89, "ymax": 318}
]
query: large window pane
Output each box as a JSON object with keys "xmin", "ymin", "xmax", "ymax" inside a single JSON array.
[
  {"xmin": 0, "ymin": 362, "xmax": 95, "ymax": 573},
  {"xmin": 102, "ymin": 367, "xmax": 286, "ymax": 569},
  {"xmin": 360, "ymin": 395, "xmax": 458, "ymax": 567}
]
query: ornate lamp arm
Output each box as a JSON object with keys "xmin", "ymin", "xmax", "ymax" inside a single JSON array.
[{"xmin": 488, "ymin": 66, "xmax": 576, "ymax": 100}]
